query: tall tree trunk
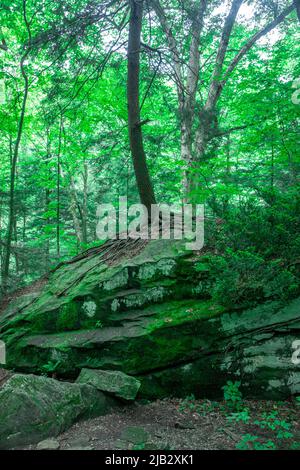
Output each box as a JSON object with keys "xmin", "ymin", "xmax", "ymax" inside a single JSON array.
[
  {"xmin": 0, "ymin": 193, "xmax": 3, "ymax": 279},
  {"xmin": 2, "ymin": 5, "xmax": 30, "ymax": 292},
  {"xmin": 270, "ymin": 139, "xmax": 275, "ymax": 206},
  {"xmin": 181, "ymin": 119, "xmax": 193, "ymax": 200},
  {"xmin": 45, "ymin": 187, "xmax": 50, "ymax": 269},
  {"xmin": 56, "ymin": 114, "xmax": 63, "ymax": 259},
  {"xmin": 127, "ymin": 0, "xmax": 156, "ymax": 213},
  {"xmin": 82, "ymin": 161, "xmax": 88, "ymax": 245},
  {"xmin": 151, "ymin": 0, "xmax": 207, "ymax": 202},
  {"xmin": 152, "ymin": 0, "xmax": 294, "ymax": 200},
  {"xmin": 295, "ymin": 0, "xmax": 300, "ymax": 21},
  {"xmin": 69, "ymin": 176, "xmax": 84, "ymax": 246},
  {"xmin": 13, "ymin": 216, "xmax": 20, "ymax": 275},
  {"xmin": 44, "ymin": 127, "xmax": 51, "ymax": 270}
]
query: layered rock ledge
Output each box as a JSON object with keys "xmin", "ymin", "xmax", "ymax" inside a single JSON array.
[
  {"xmin": 0, "ymin": 238, "xmax": 299, "ymax": 447},
  {"xmin": 0, "ymin": 238, "xmax": 299, "ymax": 401}
]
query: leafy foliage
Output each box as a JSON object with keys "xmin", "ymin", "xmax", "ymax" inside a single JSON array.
[
  {"xmin": 222, "ymin": 381, "xmax": 243, "ymax": 411},
  {"xmin": 0, "ymin": 0, "xmax": 299, "ymax": 302}
]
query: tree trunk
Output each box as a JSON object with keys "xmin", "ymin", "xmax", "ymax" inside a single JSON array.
[
  {"xmin": 44, "ymin": 128, "xmax": 51, "ymax": 270},
  {"xmin": 56, "ymin": 114, "xmax": 63, "ymax": 259},
  {"xmin": 82, "ymin": 161, "xmax": 88, "ymax": 245},
  {"xmin": 2, "ymin": 54, "xmax": 29, "ymax": 293},
  {"xmin": 127, "ymin": 0, "xmax": 156, "ymax": 213},
  {"xmin": 69, "ymin": 176, "xmax": 84, "ymax": 246},
  {"xmin": 180, "ymin": 119, "xmax": 193, "ymax": 200},
  {"xmin": 2, "ymin": 1, "xmax": 31, "ymax": 293}
]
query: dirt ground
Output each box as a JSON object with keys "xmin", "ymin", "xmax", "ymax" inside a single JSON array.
[{"xmin": 20, "ymin": 397, "xmax": 300, "ymax": 451}]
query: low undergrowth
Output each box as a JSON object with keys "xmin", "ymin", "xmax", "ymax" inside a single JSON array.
[{"xmin": 177, "ymin": 381, "xmax": 299, "ymax": 450}]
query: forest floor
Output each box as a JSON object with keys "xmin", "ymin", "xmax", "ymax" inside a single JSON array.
[{"xmin": 19, "ymin": 397, "xmax": 300, "ymax": 451}]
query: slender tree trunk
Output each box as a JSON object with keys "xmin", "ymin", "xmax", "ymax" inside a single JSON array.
[
  {"xmin": 223, "ymin": 135, "xmax": 231, "ymax": 213},
  {"xmin": 270, "ymin": 139, "xmax": 275, "ymax": 205},
  {"xmin": 295, "ymin": 0, "xmax": 300, "ymax": 21},
  {"xmin": 22, "ymin": 208, "xmax": 27, "ymax": 275},
  {"xmin": 56, "ymin": 114, "xmax": 63, "ymax": 259},
  {"xmin": 82, "ymin": 161, "xmax": 88, "ymax": 245},
  {"xmin": 13, "ymin": 216, "xmax": 20, "ymax": 274},
  {"xmin": 151, "ymin": 0, "xmax": 207, "ymax": 201},
  {"xmin": 127, "ymin": 0, "xmax": 156, "ymax": 213},
  {"xmin": 44, "ymin": 127, "xmax": 51, "ymax": 270},
  {"xmin": 180, "ymin": 110, "xmax": 193, "ymax": 200},
  {"xmin": 2, "ymin": 35, "xmax": 30, "ymax": 292},
  {"xmin": 2, "ymin": 0, "xmax": 31, "ymax": 292},
  {"xmin": 69, "ymin": 176, "xmax": 84, "ymax": 246},
  {"xmin": 45, "ymin": 187, "xmax": 50, "ymax": 269},
  {"xmin": 0, "ymin": 196, "xmax": 2, "ymax": 277}
]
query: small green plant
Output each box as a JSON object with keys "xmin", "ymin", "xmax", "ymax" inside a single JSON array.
[
  {"xmin": 197, "ymin": 400, "xmax": 220, "ymax": 416},
  {"xmin": 254, "ymin": 411, "xmax": 293, "ymax": 439},
  {"xmin": 277, "ymin": 429, "xmax": 293, "ymax": 439},
  {"xmin": 95, "ymin": 320, "xmax": 103, "ymax": 328},
  {"xmin": 227, "ymin": 408, "xmax": 250, "ymax": 424},
  {"xmin": 290, "ymin": 441, "xmax": 300, "ymax": 450},
  {"xmin": 41, "ymin": 360, "xmax": 61, "ymax": 374},
  {"xmin": 179, "ymin": 394, "xmax": 197, "ymax": 413},
  {"xmin": 132, "ymin": 442, "xmax": 146, "ymax": 450},
  {"xmin": 222, "ymin": 381, "xmax": 243, "ymax": 410},
  {"xmin": 236, "ymin": 434, "xmax": 276, "ymax": 450}
]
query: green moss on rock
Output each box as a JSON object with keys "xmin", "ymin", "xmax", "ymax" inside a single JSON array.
[
  {"xmin": 0, "ymin": 374, "xmax": 117, "ymax": 449},
  {"xmin": 76, "ymin": 368, "xmax": 141, "ymax": 401}
]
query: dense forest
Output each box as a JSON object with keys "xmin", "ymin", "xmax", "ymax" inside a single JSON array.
[
  {"xmin": 0, "ymin": 0, "xmax": 299, "ymax": 453},
  {"xmin": 0, "ymin": 0, "xmax": 299, "ymax": 297}
]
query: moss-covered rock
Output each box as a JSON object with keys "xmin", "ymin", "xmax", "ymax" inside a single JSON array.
[
  {"xmin": 138, "ymin": 298, "xmax": 300, "ymax": 400},
  {"xmin": 3, "ymin": 299, "xmax": 224, "ymax": 376},
  {"xmin": 0, "ymin": 239, "xmax": 299, "ymax": 401},
  {"xmin": 0, "ymin": 240, "xmax": 206, "ymax": 339},
  {"xmin": 76, "ymin": 368, "xmax": 141, "ymax": 401},
  {"xmin": 0, "ymin": 374, "xmax": 116, "ymax": 449}
]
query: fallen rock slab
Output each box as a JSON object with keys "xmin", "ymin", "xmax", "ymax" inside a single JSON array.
[
  {"xmin": 76, "ymin": 368, "xmax": 141, "ymax": 401},
  {"xmin": 37, "ymin": 438, "xmax": 60, "ymax": 450}
]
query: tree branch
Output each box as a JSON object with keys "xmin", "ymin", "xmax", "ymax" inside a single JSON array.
[
  {"xmin": 150, "ymin": 0, "xmax": 184, "ymax": 102},
  {"xmin": 0, "ymin": 39, "xmax": 8, "ymax": 51},
  {"xmin": 0, "ymin": 26, "xmax": 8, "ymax": 51},
  {"xmin": 294, "ymin": 0, "xmax": 300, "ymax": 21},
  {"xmin": 205, "ymin": 0, "xmax": 244, "ymax": 110},
  {"xmin": 209, "ymin": 123, "xmax": 253, "ymax": 140},
  {"xmin": 186, "ymin": 0, "xmax": 207, "ymax": 107},
  {"xmin": 220, "ymin": 3, "xmax": 296, "ymax": 92}
]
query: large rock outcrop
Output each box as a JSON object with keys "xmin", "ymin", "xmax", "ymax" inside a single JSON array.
[{"xmin": 0, "ymin": 238, "xmax": 299, "ymax": 400}]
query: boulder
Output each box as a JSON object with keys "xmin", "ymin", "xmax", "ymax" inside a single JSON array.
[
  {"xmin": 36, "ymin": 438, "xmax": 60, "ymax": 450},
  {"xmin": 0, "ymin": 238, "xmax": 215, "ymax": 377},
  {"xmin": 0, "ymin": 239, "xmax": 199, "ymax": 342},
  {"xmin": 0, "ymin": 238, "xmax": 299, "ymax": 400},
  {"xmin": 76, "ymin": 368, "xmax": 141, "ymax": 401},
  {"xmin": 138, "ymin": 299, "xmax": 300, "ymax": 400},
  {"xmin": 0, "ymin": 374, "xmax": 116, "ymax": 449}
]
